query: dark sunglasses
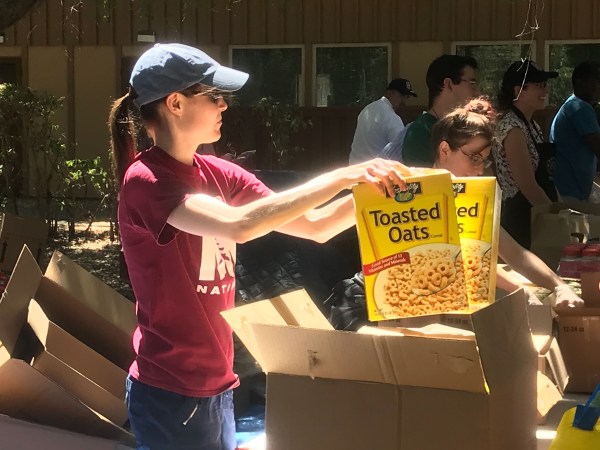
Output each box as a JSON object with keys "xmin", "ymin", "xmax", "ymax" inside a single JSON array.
[{"xmin": 181, "ymin": 88, "xmax": 225, "ymax": 104}]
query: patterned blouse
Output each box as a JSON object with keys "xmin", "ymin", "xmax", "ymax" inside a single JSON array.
[{"xmin": 492, "ymin": 109, "xmax": 543, "ymax": 200}]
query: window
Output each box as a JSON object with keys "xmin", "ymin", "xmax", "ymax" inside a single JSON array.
[
  {"xmin": 454, "ymin": 42, "xmax": 534, "ymax": 99},
  {"xmin": 314, "ymin": 44, "xmax": 390, "ymax": 107},
  {"xmin": 230, "ymin": 46, "xmax": 303, "ymax": 106},
  {"xmin": 547, "ymin": 41, "xmax": 600, "ymax": 106},
  {"xmin": 121, "ymin": 56, "xmax": 137, "ymax": 93},
  {"xmin": 0, "ymin": 58, "xmax": 21, "ymax": 84}
]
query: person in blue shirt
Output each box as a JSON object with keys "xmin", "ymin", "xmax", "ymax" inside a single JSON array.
[{"xmin": 551, "ymin": 61, "xmax": 600, "ymax": 201}]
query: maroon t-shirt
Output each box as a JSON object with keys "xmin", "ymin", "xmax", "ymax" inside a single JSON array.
[{"xmin": 119, "ymin": 147, "xmax": 272, "ymax": 397}]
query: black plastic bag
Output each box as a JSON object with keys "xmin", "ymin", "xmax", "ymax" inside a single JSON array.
[{"xmin": 323, "ymin": 272, "xmax": 367, "ymax": 331}]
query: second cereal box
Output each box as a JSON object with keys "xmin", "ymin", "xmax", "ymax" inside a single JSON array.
[
  {"xmin": 452, "ymin": 177, "xmax": 502, "ymax": 310},
  {"xmin": 353, "ymin": 169, "xmax": 468, "ymax": 321}
]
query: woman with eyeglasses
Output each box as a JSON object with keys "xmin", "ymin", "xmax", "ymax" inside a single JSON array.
[
  {"xmin": 492, "ymin": 60, "xmax": 559, "ymax": 249},
  {"xmin": 432, "ymin": 98, "xmax": 583, "ymax": 307},
  {"xmin": 109, "ymin": 43, "xmax": 409, "ymax": 450}
]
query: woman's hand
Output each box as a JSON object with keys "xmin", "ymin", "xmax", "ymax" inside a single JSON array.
[
  {"xmin": 343, "ymin": 158, "xmax": 413, "ymax": 196},
  {"xmin": 553, "ymin": 284, "xmax": 585, "ymax": 308}
]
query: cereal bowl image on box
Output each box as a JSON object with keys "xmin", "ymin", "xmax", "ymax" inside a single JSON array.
[
  {"xmin": 353, "ymin": 169, "xmax": 469, "ymax": 321},
  {"xmin": 373, "ymin": 243, "xmax": 467, "ymax": 318}
]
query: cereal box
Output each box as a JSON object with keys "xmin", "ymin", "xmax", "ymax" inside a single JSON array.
[
  {"xmin": 353, "ymin": 169, "xmax": 468, "ymax": 321},
  {"xmin": 452, "ymin": 177, "xmax": 502, "ymax": 310}
]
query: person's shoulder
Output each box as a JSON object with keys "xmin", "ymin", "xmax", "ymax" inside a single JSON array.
[
  {"xmin": 407, "ymin": 113, "xmax": 434, "ymax": 134},
  {"xmin": 197, "ymin": 154, "xmax": 255, "ymax": 180}
]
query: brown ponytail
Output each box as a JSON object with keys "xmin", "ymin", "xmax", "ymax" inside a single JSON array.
[{"xmin": 109, "ymin": 92, "xmax": 138, "ymax": 188}]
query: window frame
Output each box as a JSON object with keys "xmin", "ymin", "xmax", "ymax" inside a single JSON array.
[
  {"xmin": 228, "ymin": 44, "xmax": 305, "ymax": 106},
  {"xmin": 544, "ymin": 39, "xmax": 600, "ymax": 106},
  {"xmin": 544, "ymin": 39, "xmax": 600, "ymax": 71},
  {"xmin": 312, "ymin": 42, "xmax": 392, "ymax": 107},
  {"xmin": 0, "ymin": 57, "xmax": 23, "ymax": 84}
]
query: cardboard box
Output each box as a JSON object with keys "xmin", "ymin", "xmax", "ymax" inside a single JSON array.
[
  {"xmin": 27, "ymin": 300, "xmax": 128, "ymax": 425},
  {"xmin": 223, "ymin": 289, "xmax": 538, "ymax": 450},
  {"xmin": 527, "ymin": 305, "xmax": 569, "ymax": 423},
  {"xmin": 0, "ymin": 414, "xmax": 133, "ymax": 450},
  {"xmin": 0, "ymin": 213, "xmax": 48, "ymax": 272},
  {"xmin": 0, "ymin": 245, "xmax": 135, "ymax": 444},
  {"xmin": 557, "ymin": 272, "xmax": 600, "ymax": 393},
  {"xmin": 580, "ymin": 271, "xmax": 600, "ymax": 307},
  {"xmin": 384, "ymin": 303, "xmax": 567, "ymax": 423},
  {"xmin": 556, "ymin": 307, "xmax": 600, "ymax": 393}
]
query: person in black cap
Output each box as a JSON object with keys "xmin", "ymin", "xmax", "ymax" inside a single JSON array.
[
  {"xmin": 108, "ymin": 43, "xmax": 410, "ymax": 450},
  {"xmin": 349, "ymin": 78, "xmax": 417, "ymax": 164},
  {"xmin": 492, "ymin": 59, "xmax": 559, "ymax": 249}
]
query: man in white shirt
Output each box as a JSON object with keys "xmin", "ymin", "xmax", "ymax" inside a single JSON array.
[{"xmin": 349, "ymin": 78, "xmax": 417, "ymax": 164}]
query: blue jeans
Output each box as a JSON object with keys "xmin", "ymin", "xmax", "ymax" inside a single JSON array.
[{"xmin": 125, "ymin": 375, "xmax": 236, "ymax": 450}]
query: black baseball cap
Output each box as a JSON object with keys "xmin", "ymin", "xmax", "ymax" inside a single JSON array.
[
  {"xmin": 502, "ymin": 59, "xmax": 558, "ymax": 89},
  {"xmin": 387, "ymin": 78, "xmax": 418, "ymax": 97}
]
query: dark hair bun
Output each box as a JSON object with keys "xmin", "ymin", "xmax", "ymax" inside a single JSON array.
[{"xmin": 463, "ymin": 97, "xmax": 496, "ymax": 121}]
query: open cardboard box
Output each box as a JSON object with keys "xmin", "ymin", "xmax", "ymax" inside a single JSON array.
[
  {"xmin": 0, "ymin": 213, "xmax": 48, "ymax": 273},
  {"xmin": 0, "ymin": 414, "xmax": 132, "ymax": 450},
  {"xmin": 554, "ymin": 271, "xmax": 600, "ymax": 394},
  {"xmin": 383, "ymin": 302, "xmax": 566, "ymax": 424},
  {"xmin": 527, "ymin": 305, "xmax": 569, "ymax": 422},
  {"xmin": 0, "ymin": 245, "xmax": 136, "ymax": 444},
  {"xmin": 223, "ymin": 289, "xmax": 538, "ymax": 450}
]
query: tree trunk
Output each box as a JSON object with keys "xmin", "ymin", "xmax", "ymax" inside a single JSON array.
[{"xmin": 0, "ymin": 0, "xmax": 44, "ymax": 32}]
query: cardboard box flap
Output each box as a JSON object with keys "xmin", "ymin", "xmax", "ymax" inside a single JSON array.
[
  {"xmin": 250, "ymin": 324, "xmax": 391, "ymax": 384},
  {"xmin": 0, "ymin": 414, "xmax": 131, "ymax": 450},
  {"xmin": 581, "ymin": 271, "xmax": 600, "ymax": 307},
  {"xmin": 471, "ymin": 289, "xmax": 537, "ymax": 390},
  {"xmin": 0, "ymin": 214, "xmax": 48, "ymax": 241},
  {"xmin": 0, "ymin": 246, "xmax": 43, "ymax": 359},
  {"xmin": 397, "ymin": 323, "xmax": 476, "ymax": 340},
  {"xmin": 527, "ymin": 305, "xmax": 554, "ymax": 336},
  {"xmin": 269, "ymin": 290, "xmax": 333, "ymax": 330},
  {"xmin": 38, "ymin": 251, "xmax": 136, "ymax": 370},
  {"xmin": 27, "ymin": 300, "xmax": 127, "ymax": 399},
  {"xmin": 384, "ymin": 334, "xmax": 487, "ymax": 393},
  {"xmin": 537, "ymin": 371, "xmax": 563, "ymax": 420},
  {"xmin": 0, "ymin": 216, "xmax": 48, "ymax": 271},
  {"xmin": 532, "ymin": 334, "xmax": 553, "ymax": 354},
  {"xmin": 221, "ymin": 300, "xmax": 288, "ymax": 369},
  {"xmin": 556, "ymin": 306, "xmax": 600, "ymax": 317},
  {"xmin": 545, "ymin": 338, "xmax": 569, "ymax": 393},
  {"xmin": 0, "ymin": 359, "xmax": 134, "ymax": 445}
]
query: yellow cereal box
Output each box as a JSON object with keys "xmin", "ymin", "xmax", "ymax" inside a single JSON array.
[
  {"xmin": 452, "ymin": 177, "xmax": 502, "ymax": 310},
  {"xmin": 353, "ymin": 169, "xmax": 469, "ymax": 321}
]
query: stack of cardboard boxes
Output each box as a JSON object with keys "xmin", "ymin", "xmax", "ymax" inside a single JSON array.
[
  {"xmin": 0, "ymin": 245, "xmax": 137, "ymax": 448},
  {"xmin": 222, "ymin": 170, "xmax": 571, "ymax": 449}
]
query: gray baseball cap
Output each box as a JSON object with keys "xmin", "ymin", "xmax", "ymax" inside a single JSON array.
[{"xmin": 130, "ymin": 43, "xmax": 249, "ymax": 107}]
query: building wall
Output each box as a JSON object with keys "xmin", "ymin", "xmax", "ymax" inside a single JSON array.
[{"xmin": 2, "ymin": 0, "xmax": 600, "ymax": 169}]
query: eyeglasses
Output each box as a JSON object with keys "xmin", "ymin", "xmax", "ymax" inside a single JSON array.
[
  {"xmin": 459, "ymin": 78, "xmax": 478, "ymax": 87},
  {"xmin": 458, "ymin": 147, "xmax": 493, "ymax": 168},
  {"xmin": 182, "ymin": 89, "xmax": 224, "ymax": 104}
]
